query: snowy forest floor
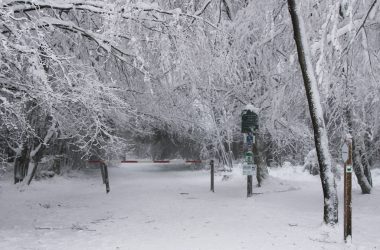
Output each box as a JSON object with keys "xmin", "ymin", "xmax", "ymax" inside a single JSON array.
[{"xmin": 1, "ymin": 163, "xmax": 379, "ymax": 250}]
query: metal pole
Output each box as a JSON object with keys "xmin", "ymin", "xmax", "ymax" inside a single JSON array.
[
  {"xmin": 246, "ymin": 134, "xmax": 253, "ymax": 197},
  {"xmin": 104, "ymin": 163, "xmax": 110, "ymax": 194},
  {"xmin": 101, "ymin": 162, "xmax": 110, "ymax": 194},
  {"xmin": 210, "ymin": 160, "xmax": 214, "ymax": 192},
  {"xmin": 344, "ymin": 140, "xmax": 353, "ymax": 242},
  {"xmin": 247, "ymin": 175, "xmax": 252, "ymax": 197},
  {"xmin": 100, "ymin": 163, "xmax": 106, "ymax": 184}
]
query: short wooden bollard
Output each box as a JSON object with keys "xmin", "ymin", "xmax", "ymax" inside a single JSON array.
[
  {"xmin": 100, "ymin": 163, "xmax": 106, "ymax": 184},
  {"xmin": 210, "ymin": 160, "xmax": 214, "ymax": 192},
  {"xmin": 101, "ymin": 162, "xmax": 110, "ymax": 194},
  {"xmin": 247, "ymin": 175, "xmax": 253, "ymax": 197}
]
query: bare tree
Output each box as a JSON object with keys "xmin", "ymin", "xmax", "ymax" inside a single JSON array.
[{"xmin": 287, "ymin": 0, "xmax": 338, "ymax": 225}]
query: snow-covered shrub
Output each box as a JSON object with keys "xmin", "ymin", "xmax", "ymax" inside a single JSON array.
[
  {"xmin": 303, "ymin": 150, "xmax": 342, "ymax": 179},
  {"xmin": 36, "ymin": 171, "xmax": 55, "ymax": 180}
]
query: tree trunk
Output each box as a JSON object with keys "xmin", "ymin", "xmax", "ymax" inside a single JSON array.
[
  {"xmin": 361, "ymin": 148, "xmax": 372, "ymax": 187},
  {"xmin": 27, "ymin": 143, "xmax": 46, "ymax": 185},
  {"xmin": 14, "ymin": 142, "xmax": 30, "ymax": 184},
  {"xmin": 27, "ymin": 121, "xmax": 56, "ymax": 185},
  {"xmin": 287, "ymin": 0, "xmax": 338, "ymax": 225},
  {"xmin": 51, "ymin": 140, "xmax": 65, "ymax": 175},
  {"xmin": 52, "ymin": 158, "xmax": 62, "ymax": 175},
  {"xmin": 345, "ymin": 107, "xmax": 372, "ymax": 193},
  {"xmin": 253, "ymin": 133, "xmax": 268, "ymax": 187},
  {"xmin": 27, "ymin": 162, "xmax": 39, "ymax": 185},
  {"xmin": 352, "ymin": 139, "xmax": 372, "ymax": 193}
]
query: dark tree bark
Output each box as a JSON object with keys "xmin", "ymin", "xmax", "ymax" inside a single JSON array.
[
  {"xmin": 352, "ymin": 139, "xmax": 372, "ymax": 193},
  {"xmin": 27, "ymin": 143, "xmax": 47, "ymax": 185},
  {"xmin": 27, "ymin": 121, "xmax": 56, "ymax": 185},
  {"xmin": 346, "ymin": 109, "xmax": 372, "ymax": 193},
  {"xmin": 14, "ymin": 142, "xmax": 30, "ymax": 184},
  {"xmin": 287, "ymin": 0, "xmax": 338, "ymax": 225},
  {"xmin": 253, "ymin": 133, "xmax": 268, "ymax": 187},
  {"xmin": 101, "ymin": 162, "xmax": 110, "ymax": 193}
]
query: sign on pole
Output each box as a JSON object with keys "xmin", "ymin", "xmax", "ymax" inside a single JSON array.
[
  {"xmin": 242, "ymin": 164, "xmax": 256, "ymax": 176},
  {"xmin": 241, "ymin": 104, "xmax": 259, "ymax": 197}
]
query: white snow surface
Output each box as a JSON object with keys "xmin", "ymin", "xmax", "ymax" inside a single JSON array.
[
  {"xmin": 244, "ymin": 104, "xmax": 259, "ymax": 113},
  {"xmin": 1, "ymin": 164, "xmax": 379, "ymax": 250}
]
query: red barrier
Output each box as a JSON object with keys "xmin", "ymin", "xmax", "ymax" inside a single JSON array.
[
  {"xmin": 88, "ymin": 160, "xmax": 103, "ymax": 163},
  {"xmin": 88, "ymin": 160, "xmax": 204, "ymax": 164},
  {"xmin": 153, "ymin": 160, "xmax": 171, "ymax": 163},
  {"xmin": 185, "ymin": 160, "xmax": 202, "ymax": 163}
]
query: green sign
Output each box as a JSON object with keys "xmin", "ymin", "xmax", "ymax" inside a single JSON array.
[
  {"xmin": 346, "ymin": 165, "xmax": 353, "ymax": 173},
  {"xmin": 241, "ymin": 109, "xmax": 258, "ymax": 133},
  {"xmin": 245, "ymin": 152, "xmax": 253, "ymax": 164}
]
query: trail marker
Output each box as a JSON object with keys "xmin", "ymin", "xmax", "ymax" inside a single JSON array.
[
  {"xmin": 241, "ymin": 104, "xmax": 258, "ymax": 197},
  {"xmin": 342, "ymin": 138, "xmax": 353, "ymax": 242}
]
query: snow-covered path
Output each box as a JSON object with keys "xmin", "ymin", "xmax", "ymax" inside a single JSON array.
[{"xmin": 1, "ymin": 164, "xmax": 379, "ymax": 250}]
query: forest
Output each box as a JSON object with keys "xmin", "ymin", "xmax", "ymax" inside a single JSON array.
[{"xmin": 0, "ymin": 0, "xmax": 379, "ymax": 241}]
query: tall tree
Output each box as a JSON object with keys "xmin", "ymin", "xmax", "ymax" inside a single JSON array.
[{"xmin": 287, "ymin": 0, "xmax": 338, "ymax": 225}]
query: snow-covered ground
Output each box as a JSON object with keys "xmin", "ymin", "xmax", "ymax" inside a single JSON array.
[{"xmin": 0, "ymin": 163, "xmax": 379, "ymax": 250}]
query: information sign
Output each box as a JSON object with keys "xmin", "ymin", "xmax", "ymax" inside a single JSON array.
[{"xmin": 242, "ymin": 164, "xmax": 256, "ymax": 175}]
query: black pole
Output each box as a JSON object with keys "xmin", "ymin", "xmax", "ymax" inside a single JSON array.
[
  {"xmin": 100, "ymin": 163, "xmax": 106, "ymax": 184},
  {"xmin": 247, "ymin": 175, "xmax": 252, "ymax": 197},
  {"xmin": 101, "ymin": 162, "xmax": 110, "ymax": 194},
  {"xmin": 104, "ymin": 165, "xmax": 110, "ymax": 194},
  {"xmin": 210, "ymin": 160, "xmax": 214, "ymax": 192}
]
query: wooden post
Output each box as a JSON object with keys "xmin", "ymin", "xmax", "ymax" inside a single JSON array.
[
  {"xmin": 247, "ymin": 175, "xmax": 252, "ymax": 197},
  {"xmin": 100, "ymin": 162, "xmax": 110, "ymax": 194},
  {"xmin": 344, "ymin": 139, "xmax": 353, "ymax": 242},
  {"xmin": 104, "ymin": 163, "xmax": 110, "ymax": 194},
  {"xmin": 210, "ymin": 160, "xmax": 214, "ymax": 192},
  {"xmin": 100, "ymin": 163, "xmax": 106, "ymax": 184}
]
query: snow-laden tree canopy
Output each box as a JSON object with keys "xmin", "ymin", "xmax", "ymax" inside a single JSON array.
[{"xmin": 0, "ymin": 0, "xmax": 379, "ymax": 170}]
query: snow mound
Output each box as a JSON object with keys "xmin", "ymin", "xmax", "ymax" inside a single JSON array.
[{"xmin": 269, "ymin": 164, "xmax": 320, "ymax": 182}]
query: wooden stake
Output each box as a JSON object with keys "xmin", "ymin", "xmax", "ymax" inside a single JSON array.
[
  {"xmin": 210, "ymin": 160, "xmax": 214, "ymax": 192},
  {"xmin": 344, "ymin": 139, "xmax": 352, "ymax": 242},
  {"xmin": 247, "ymin": 175, "xmax": 252, "ymax": 197},
  {"xmin": 101, "ymin": 162, "xmax": 110, "ymax": 194}
]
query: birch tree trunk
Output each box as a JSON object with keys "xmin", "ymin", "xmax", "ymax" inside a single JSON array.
[
  {"xmin": 346, "ymin": 108, "xmax": 372, "ymax": 193},
  {"xmin": 287, "ymin": 0, "xmax": 338, "ymax": 225}
]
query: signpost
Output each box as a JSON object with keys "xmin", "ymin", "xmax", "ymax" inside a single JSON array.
[
  {"xmin": 241, "ymin": 105, "xmax": 258, "ymax": 197},
  {"xmin": 342, "ymin": 137, "xmax": 352, "ymax": 242}
]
